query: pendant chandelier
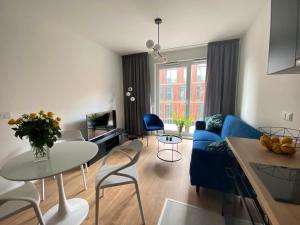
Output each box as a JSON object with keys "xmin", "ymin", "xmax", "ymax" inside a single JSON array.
[{"xmin": 146, "ymin": 18, "xmax": 167, "ymax": 63}]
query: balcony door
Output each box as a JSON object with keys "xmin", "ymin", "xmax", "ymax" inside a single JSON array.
[{"xmin": 156, "ymin": 60, "xmax": 207, "ymax": 135}]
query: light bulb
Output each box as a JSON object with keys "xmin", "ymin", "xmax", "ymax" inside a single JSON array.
[
  {"xmin": 128, "ymin": 87, "xmax": 133, "ymax": 91},
  {"xmin": 126, "ymin": 92, "xmax": 131, "ymax": 96},
  {"xmin": 153, "ymin": 44, "xmax": 161, "ymax": 51},
  {"xmin": 130, "ymin": 97, "xmax": 135, "ymax": 102},
  {"xmin": 146, "ymin": 40, "xmax": 154, "ymax": 49}
]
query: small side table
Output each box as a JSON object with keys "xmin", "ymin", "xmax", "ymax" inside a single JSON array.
[{"xmin": 157, "ymin": 135, "xmax": 182, "ymax": 162}]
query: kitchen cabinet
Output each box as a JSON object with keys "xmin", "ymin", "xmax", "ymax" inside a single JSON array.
[{"xmin": 268, "ymin": 0, "xmax": 300, "ymax": 74}]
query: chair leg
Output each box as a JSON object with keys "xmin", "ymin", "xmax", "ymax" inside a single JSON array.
[
  {"xmin": 80, "ymin": 165, "xmax": 87, "ymax": 190},
  {"xmin": 95, "ymin": 188, "xmax": 100, "ymax": 225},
  {"xmin": 32, "ymin": 203, "xmax": 45, "ymax": 225},
  {"xmin": 134, "ymin": 181, "xmax": 145, "ymax": 225},
  {"xmin": 41, "ymin": 179, "xmax": 45, "ymax": 201},
  {"xmin": 84, "ymin": 162, "xmax": 88, "ymax": 173}
]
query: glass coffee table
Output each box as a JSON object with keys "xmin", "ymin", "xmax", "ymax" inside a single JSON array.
[{"xmin": 157, "ymin": 135, "xmax": 183, "ymax": 162}]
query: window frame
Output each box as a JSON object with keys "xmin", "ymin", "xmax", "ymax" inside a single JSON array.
[{"xmin": 155, "ymin": 59, "xmax": 207, "ymax": 136}]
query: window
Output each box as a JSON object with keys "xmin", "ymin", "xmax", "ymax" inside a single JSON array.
[
  {"xmin": 159, "ymin": 104, "xmax": 162, "ymax": 116},
  {"xmin": 157, "ymin": 61, "xmax": 207, "ymax": 134},
  {"xmin": 159, "ymin": 87, "xmax": 163, "ymax": 100},
  {"xmin": 166, "ymin": 69, "xmax": 178, "ymax": 83},
  {"xmin": 166, "ymin": 86, "xmax": 172, "ymax": 100},
  {"xmin": 166, "ymin": 104, "xmax": 172, "ymax": 124},
  {"xmin": 196, "ymin": 86, "xmax": 201, "ymax": 99},
  {"xmin": 196, "ymin": 64, "xmax": 206, "ymax": 81},
  {"xmin": 197, "ymin": 103, "xmax": 204, "ymax": 119},
  {"xmin": 179, "ymin": 86, "xmax": 186, "ymax": 100}
]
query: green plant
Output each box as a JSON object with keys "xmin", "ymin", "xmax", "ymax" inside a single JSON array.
[
  {"xmin": 88, "ymin": 113, "xmax": 100, "ymax": 123},
  {"xmin": 8, "ymin": 111, "xmax": 62, "ymax": 154},
  {"xmin": 172, "ymin": 112, "xmax": 193, "ymax": 134}
]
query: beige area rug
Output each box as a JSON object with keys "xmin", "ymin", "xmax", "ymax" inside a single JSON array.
[{"xmin": 157, "ymin": 198, "xmax": 225, "ymax": 225}]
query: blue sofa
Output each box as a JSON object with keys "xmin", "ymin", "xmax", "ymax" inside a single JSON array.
[{"xmin": 190, "ymin": 115, "xmax": 262, "ymax": 192}]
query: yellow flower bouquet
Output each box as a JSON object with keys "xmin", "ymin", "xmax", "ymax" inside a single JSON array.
[{"xmin": 8, "ymin": 111, "xmax": 62, "ymax": 162}]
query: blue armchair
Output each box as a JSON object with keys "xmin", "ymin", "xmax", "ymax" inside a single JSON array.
[
  {"xmin": 143, "ymin": 114, "xmax": 164, "ymax": 146},
  {"xmin": 190, "ymin": 115, "xmax": 262, "ymax": 192}
]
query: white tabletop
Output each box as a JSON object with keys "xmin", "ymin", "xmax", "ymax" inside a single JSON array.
[
  {"xmin": 0, "ymin": 141, "xmax": 98, "ymax": 181},
  {"xmin": 157, "ymin": 135, "xmax": 182, "ymax": 144}
]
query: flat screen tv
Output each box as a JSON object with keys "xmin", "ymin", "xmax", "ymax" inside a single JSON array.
[{"xmin": 86, "ymin": 110, "xmax": 117, "ymax": 141}]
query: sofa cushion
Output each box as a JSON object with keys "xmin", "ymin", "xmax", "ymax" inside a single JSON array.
[
  {"xmin": 205, "ymin": 114, "xmax": 225, "ymax": 134},
  {"xmin": 192, "ymin": 140, "xmax": 215, "ymax": 150},
  {"xmin": 221, "ymin": 115, "xmax": 262, "ymax": 139},
  {"xmin": 206, "ymin": 140, "xmax": 228, "ymax": 152},
  {"xmin": 193, "ymin": 130, "xmax": 222, "ymax": 142}
]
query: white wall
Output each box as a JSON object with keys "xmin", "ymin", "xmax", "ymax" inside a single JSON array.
[
  {"xmin": 237, "ymin": 0, "xmax": 300, "ymax": 129},
  {"xmin": 0, "ymin": 1, "xmax": 123, "ymax": 189},
  {"xmin": 149, "ymin": 46, "xmax": 208, "ymax": 113}
]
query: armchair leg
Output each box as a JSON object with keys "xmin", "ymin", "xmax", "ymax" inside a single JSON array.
[{"xmin": 196, "ymin": 186, "xmax": 200, "ymax": 194}]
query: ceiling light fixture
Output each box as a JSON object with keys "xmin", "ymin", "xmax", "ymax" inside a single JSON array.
[{"xmin": 146, "ymin": 18, "xmax": 167, "ymax": 63}]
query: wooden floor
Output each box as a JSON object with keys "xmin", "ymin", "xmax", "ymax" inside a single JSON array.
[{"xmin": 1, "ymin": 136, "xmax": 222, "ymax": 225}]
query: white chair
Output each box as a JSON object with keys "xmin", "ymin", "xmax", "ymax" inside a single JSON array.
[
  {"xmin": 95, "ymin": 140, "xmax": 145, "ymax": 225},
  {"xmin": 40, "ymin": 130, "xmax": 88, "ymax": 200},
  {"xmin": 0, "ymin": 180, "xmax": 45, "ymax": 225}
]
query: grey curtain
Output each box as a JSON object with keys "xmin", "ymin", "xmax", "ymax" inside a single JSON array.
[
  {"xmin": 204, "ymin": 39, "xmax": 239, "ymax": 117},
  {"xmin": 122, "ymin": 52, "xmax": 150, "ymax": 136}
]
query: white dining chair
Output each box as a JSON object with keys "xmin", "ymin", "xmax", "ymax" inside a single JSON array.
[
  {"xmin": 95, "ymin": 139, "xmax": 145, "ymax": 225},
  {"xmin": 0, "ymin": 180, "xmax": 45, "ymax": 225},
  {"xmin": 40, "ymin": 130, "xmax": 89, "ymax": 200}
]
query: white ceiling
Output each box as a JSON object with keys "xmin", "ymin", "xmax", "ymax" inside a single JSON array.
[{"xmin": 15, "ymin": 0, "xmax": 268, "ymax": 55}]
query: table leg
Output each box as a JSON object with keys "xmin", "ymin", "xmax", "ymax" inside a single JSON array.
[
  {"xmin": 158, "ymin": 140, "xmax": 160, "ymax": 153},
  {"xmin": 57, "ymin": 173, "xmax": 71, "ymax": 216},
  {"xmin": 41, "ymin": 173, "xmax": 89, "ymax": 225},
  {"xmin": 172, "ymin": 144, "xmax": 174, "ymax": 162}
]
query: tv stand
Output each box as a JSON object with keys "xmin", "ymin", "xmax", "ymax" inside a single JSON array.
[{"xmin": 88, "ymin": 128, "xmax": 127, "ymax": 166}]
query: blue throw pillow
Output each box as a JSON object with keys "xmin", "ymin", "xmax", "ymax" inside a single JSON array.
[
  {"xmin": 206, "ymin": 140, "xmax": 228, "ymax": 152},
  {"xmin": 205, "ymin": 114, "xmax": 224, "ymax": 134}
]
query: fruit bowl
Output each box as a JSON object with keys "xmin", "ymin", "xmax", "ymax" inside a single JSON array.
[{"xmin": 260, "ymin": 134, "xmax": 296, "ymax": 155}]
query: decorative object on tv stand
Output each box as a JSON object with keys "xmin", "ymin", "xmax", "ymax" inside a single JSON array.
[
  {"xmin": 146, "ymin": 18, "xmax": 167, "ymax": 63},
  {"xmin": 87, "ymin": 113, "xmax": 100, "ymax": 129},
  {"xmin": 8, "ymin": 111, "xmax": 62, "ymax": 162},
  {"xmin": 172, "ymin": 112, "xmax": 193, "ymax": 136},
  {"xmin": 125, "ymin": 86, "xmax": 135, "ymax": 102}
]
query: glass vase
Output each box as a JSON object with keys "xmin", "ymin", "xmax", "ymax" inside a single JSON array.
[
  {"xmin": 178, "ymin": 126, "xmax": 183, "ymax": 137},
  {"xmin": 32, "ymin": 145, "xmax": 49, "ymax": 162}
]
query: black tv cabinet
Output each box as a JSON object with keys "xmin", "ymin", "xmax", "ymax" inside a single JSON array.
[{"xmin": 88, "ymin": 129, "xmax": 127, "ymax": 166}]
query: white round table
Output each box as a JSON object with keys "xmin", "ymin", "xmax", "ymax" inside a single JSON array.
[
  {"xmin": 157, "ymin": 135, "xmax": 182, "ymax": 162},
  {"xmin": 0, "ymin": 141, "xmax": 98, "ymax": 225}
]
